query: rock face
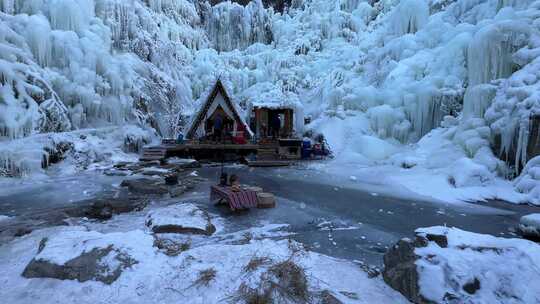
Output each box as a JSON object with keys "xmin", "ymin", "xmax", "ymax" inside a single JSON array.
[
  {"xmin": 146, "ymin": 203, "xmax": 216, "ymax": 235},
  {"xmin": 383, "ymin": 226, "xmax": 540, "ymax": 304},
  {"xmin": 383, "ymin": 238, "xmax": 429, "ymax": 304},
  {"xmin": 22, "ymin": 229, "xmax": 148, "ymax": 284}
]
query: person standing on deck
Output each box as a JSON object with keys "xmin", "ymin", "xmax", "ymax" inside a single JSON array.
[
  {"xmin": 271, "ymin": 114, "xmax": 281, "ymax": 139},
  {"xmin": 213, "ymin": 113, "xmax": 223, "ymax": 142}
]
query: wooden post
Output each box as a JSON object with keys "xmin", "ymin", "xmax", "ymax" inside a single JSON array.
[
  {"xmin": 255, "ymin": 108, "xmax": 260, "ymax": 138},
  {"xmin": 284, "ymin": 109, "xmax": 292, "ymax": 137}
]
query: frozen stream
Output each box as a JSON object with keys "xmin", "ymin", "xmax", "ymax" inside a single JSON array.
[
  {"xmin": 0, "ymin": 172, "xmax": 126, "ymax": 216},
  {"xmin": 1, "ymin": 165, "xmax": 539, "ymax": 267},
  {"xmin": 197, "ymin": 166, "xmax": 540, "ymax": 266}
]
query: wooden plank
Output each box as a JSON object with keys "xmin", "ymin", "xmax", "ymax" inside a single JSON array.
[
  {"xmin": 247, "ymin": 160, "xmax": 292, "ymax": 167},
  {"xmin": 165, "ymin": 144, "xmax": 259, "ymax": 151},
  {"xmin": 140, "ymin": 157, "xmax": 164, "ymax": 161}
]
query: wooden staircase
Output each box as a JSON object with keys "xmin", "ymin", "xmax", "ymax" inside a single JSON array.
[
  {"xmin": 256, "ymin": 147, "xmax": 279, "ymax": 160},
  {"xmin": 140, "ymin": 146, "xmax": 167, "ymax": 161},
  {"xmin": 247, "ymin": 141, "xmax": 291, "ymax": 167},
  {"xmin": 256, "ymin": 141, "xmax": 279, "ymax": 160}
]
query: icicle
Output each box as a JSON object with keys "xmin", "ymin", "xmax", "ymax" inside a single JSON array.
[
  {"xmin": 203, "ymin": 0, "xmax": 273, "ymax": 52},
  {"xmin": 339, "ymin": 0, "xmax": 362, "ymax": 12},
  {"xmin": 0, "ymin": 0, "xmax": 44, "ymax": 14},
  {"xmin": 95, "ymin": 0, "xmax": 133, "ymax": 50},
  {"xmin": 367, "ymin": 104, "xmax": 404, "ymax": 139},
  {"xmin": 390, "ymin": 0, "xmax": 429, "ymax": 36},
  {"xmin": 467, "ymin": 21, "xmax": 529, "ymax": 87},
  {"xmin": 497, "ymin": 0, "xmax": 531, "ymax": 11},
  {"xmin": 0, "ymin": 0, "xmax": 15, "ymax": 14},
  {"xmin": 404, "ymin": 87, "xmax": 445, "ymax": 139},
  {"xmin": 463, "ymin": 84, "xmax": 497, "ymax": 118},
  {"xmin": 48, "ymin": 0, "xmax": 95, "ymax": 33},
  {"xmin": 25, "ymin": 15, "xmax": 52, "ymax": 67}
]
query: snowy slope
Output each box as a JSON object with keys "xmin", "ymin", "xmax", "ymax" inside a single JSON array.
[{"xmin": 0, "ymin": 218, "xmax": 409, "ymax": 304}]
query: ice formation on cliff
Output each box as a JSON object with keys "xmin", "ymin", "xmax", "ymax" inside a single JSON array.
[{"xmin": 1, "ymin": 0, "xmax": 540, "ymax": 202}]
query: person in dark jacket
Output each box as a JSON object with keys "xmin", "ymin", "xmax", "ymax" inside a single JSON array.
[
  {"xmin": 213, "ymin": 114, "xmax": 223, "ymax": 142},
  {"xmin": 272, "ymin": 114, "xmax": 281, "ymax": 139}
]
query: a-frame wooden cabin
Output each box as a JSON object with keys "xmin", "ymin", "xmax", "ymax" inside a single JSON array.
[{"xmin": 186, "ymin": 79, "xmax": 252, "ymax": 143}]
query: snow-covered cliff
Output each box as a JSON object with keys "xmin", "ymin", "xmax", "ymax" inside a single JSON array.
[
  {"xmin": 184, "ymin": 0, "xmax": 539, "ymax": 203},
  {"xmin": 1, "ymin": 0, "xmax": 540, "ymax": 203}
]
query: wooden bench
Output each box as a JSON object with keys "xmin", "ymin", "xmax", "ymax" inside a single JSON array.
[{"xmin": 210, "ymin": 185, "xmax": 258, "ymax": 211}]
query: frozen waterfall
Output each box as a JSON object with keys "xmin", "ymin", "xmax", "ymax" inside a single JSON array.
[{"xmin": 203, "ymin": 0, "xmax": 273, "ymax": 52}]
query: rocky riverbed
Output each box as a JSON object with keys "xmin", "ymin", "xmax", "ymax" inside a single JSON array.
[{"xmin": 0, "ymin": 158, "xmax": 205, "ymax": 245}]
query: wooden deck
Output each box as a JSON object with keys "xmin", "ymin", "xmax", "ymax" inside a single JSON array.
[
  {"xmin": 140, "ymin": 143, "xmax": 261, "ymax": 162},
  {"xmin": 246, "ymin": 160, "xmax": 293, "ymax": 167},
  {"xmin": 163, "ymin": 143, "xmax": 260, "ymax": 151},
  {"xmin": 140, "ymin": 139, "xmax": 301, "ymax": 166}
]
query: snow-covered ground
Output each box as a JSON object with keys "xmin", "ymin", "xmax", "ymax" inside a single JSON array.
[
  {"xmin": 0, "ymin": 201, "xmax": 408, "ymax": 304},
  {"xmin": 309, "ymin": 124, "xmax": 526, "ymax": 204},
  {"xmin": 0, "ymin": 125, "xmax": 154, "ymax": 178},
  {"xmin": 416, "ymin": 226, "xmax": 540, "ymax": 303}
]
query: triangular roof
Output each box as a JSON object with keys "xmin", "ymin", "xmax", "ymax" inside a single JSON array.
[{"xmin": 186, "ymin": 79, "xmax": 252, "ymax": 139}]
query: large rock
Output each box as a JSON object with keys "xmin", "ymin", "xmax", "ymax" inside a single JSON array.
[
  {"xmin": 84, "ymin": 197, "xmax": 148, "ymax": 220},
  {"xmin": 22, "ymin": 229, "xmax": 152, "ymax": 284},
  {"xmin": 103, "ymin": 168, "xmax": 130, "ymax": 176},
  {"xmin": 164, "ymin": 173, "xmax": 179, "ymax": 185},
  {"xmin": 120, "ymin": 178, "xmax": 168, "ymax": 195},
  {"xmin": 518, "ymin": 213, "xmax": 540, "ymax": 241},
  {"xmin": 165, "ymin": 158, "xmax": 201, "ymax": 169},
  {"xmin": 138, "ymin": 167, "xmax": 172, "ymax": 177},
  {"xmin": 146, "ymin": 203, "xmax": 216, "ymax": 235},
  {"xmin": 383, "ymin": 226, "xmax": 540, "ymax": 304},
  {"xmin": 383, "ymin": 238, "xmax": 429, "ymax": 304}
]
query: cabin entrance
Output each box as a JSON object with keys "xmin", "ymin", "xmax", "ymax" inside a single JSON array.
[
  {"xmin": 252, "ymin": 107, "xmax": 294, "ymax": 139},
  {"xmin": 204, "ymin": 105, "xmax": 234, "ymax": 141}
]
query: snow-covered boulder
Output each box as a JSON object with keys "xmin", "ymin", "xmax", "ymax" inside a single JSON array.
[
  {"xmin": 383, "ymin": 226, "xmax": 540, "ymax": 304},
  {"xmin": 139, "ymin": 167, "xmax": 173, "ymax": 177},
  {"xmin": 350, "ymin": 135, "xmax": 398, "ymax": 161},
  {"xmin": 515, "ymin": 156, "xmax": 540, "ymax": 205},
  {"xmin": 518, "ymin": 214, "xmax": 540, "ymax": 241},
  {"xmin": 22, "ymin": 229, "xmax": 152, "ymax": 284},
  {"xmin": 146, "ymin": 203, "xmax": 216, "ymax": 236},
  {"xmin": 449, "ymin": 158, "xmax": 493, "ymax": 187},
  {"xmin": 165, "ymin": 158, "xmax": 201, "ymax": 169}
]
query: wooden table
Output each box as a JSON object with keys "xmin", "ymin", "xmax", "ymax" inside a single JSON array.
[{"xmin": 210, "ymin": 185, "xmax": 258, "ymax": 211}]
